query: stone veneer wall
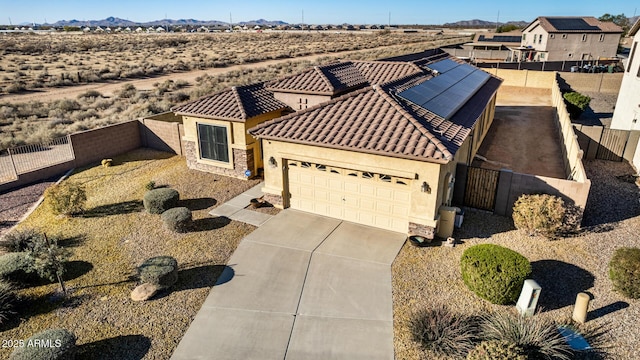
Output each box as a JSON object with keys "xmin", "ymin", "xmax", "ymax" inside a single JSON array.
[
  {"xmin": 184, "ymin": 140, "xmax": 255, "ymax": 179},
  {"xmin": 409, "ymin": 222, "xmax": 435, "ymax": 240}
]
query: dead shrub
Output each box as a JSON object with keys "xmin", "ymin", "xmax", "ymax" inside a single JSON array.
[{"xmin": 512, "ymin": 194, "xmax": 565, "ymax": 238}]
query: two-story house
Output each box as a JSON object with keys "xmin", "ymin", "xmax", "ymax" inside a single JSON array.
[
  {"xmin": 512, "ymin": 16, "xmax": 623, "ymax": 62},
  {"xmin": 611, "ymin": 19, "xmax": 640, "ymax": 172}
]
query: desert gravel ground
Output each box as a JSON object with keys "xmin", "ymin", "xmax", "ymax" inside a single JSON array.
[
  {"xmin": 393, "ymin": 159, "xmax": 640, "ymax": 360},
  {"xmin": 0, "ymin": 179, "xmax": 56, "ymax": 237}
]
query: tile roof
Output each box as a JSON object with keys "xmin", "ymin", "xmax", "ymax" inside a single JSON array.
[
  {"xmin": 250, "ymin": 85, "xmax": 453, "ymax": 163},
  {"xmin": 351, "ymin": 61, "xmax": 423, "ymax": 85},
  {"xmin": 171, "ymin": 82, "xmax": 288, "ymax": 122},
  {"xmin": 532, "ymin": 16, "xmax": 623, "ymax": 33},
  {"xmin": 266, "ymin": 61, "xmax": 368, "ymax": 95}
]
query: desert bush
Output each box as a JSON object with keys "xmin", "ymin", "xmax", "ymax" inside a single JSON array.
[
  {"xmin": 0, "ymin": 280, "xmax": 17, "ymax": 325},
  {"xmin": 479, "ymin": 311, "xmax": 572, "ymax": 360},
  {"xmin": 77, "ymin": 90, "xmax": 102, "ymax": 99},
  {"xmin": 46, "ymin": 182, "xmax": 87, "ymax": 215},
  {"xmin": 9, "ymin": 328, "xmax": 77, "ymax": 360},
  {"xmin": 512, "ymin": 194, "xmax": 565, "ymax": 238},
  {"xmin": 609, "ymin": 247, "xmax": 640, "ymax": 299},
  {"xmin": 161, "ymin": 207, "xmax": 192, "ymax": 233},
  {"xmin": 467, "ymin": 340, "xmax": 526, "ymax": 360},
  {"xmin": 0, "ymin": 252, "xmax": 36, "ymax": 283},
  {"xmin": 145, "ymin": 180, "xmax": 156, "ymax": 191},
  {"xmin": 137, "ymin": 256, "xmax": 178, "ymax": 290},
  {"xmin": 409, "ymin": 304, "xmax": 477, "ymax": 358},
  {"xmin": 143, "ymin": 188, "xmax": 179, "ymax": 214},
  {"xmin": 28, "ymin": 235, "xmax": 69, "ymax": 283},
  {"xmin": 460, "ymin": 244, "xmax": 531, "ymax": 305},
  {"xmin": 563, "ymin": 91, "xmax": 591, "ymax": 119},
  {"xmin": 0, "ymin": 228, "xmax": 42, "ymax": 252},
  {"xmin": 117, "ymin": 83, "xmax": 137, "ymax": 98}
]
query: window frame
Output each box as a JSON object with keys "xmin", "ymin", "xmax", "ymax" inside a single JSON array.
[
  {"xmin": 197, "ymin": 123, "xmax": 232, "ymax": 165},
  {"xmin": 581, "ymin": 34, "xmax": 587, "ymax": 42}
]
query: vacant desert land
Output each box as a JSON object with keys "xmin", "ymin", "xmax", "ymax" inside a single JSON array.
[{"xmin": 0, "ymin": 32, "xmax": 467, "ymax": 149}]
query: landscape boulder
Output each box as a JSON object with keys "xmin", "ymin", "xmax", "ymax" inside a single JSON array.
[{"xmin": 131, "ymin": 283, "xmax": 159, "ymax": 301}]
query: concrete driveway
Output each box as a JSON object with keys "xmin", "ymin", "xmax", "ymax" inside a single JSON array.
[{"xmin": 171, "ymin": 209, "xmax": 406, "ymax": 360}]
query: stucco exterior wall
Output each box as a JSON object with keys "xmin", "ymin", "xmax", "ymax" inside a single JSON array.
[
  {"xmin": 260, "ymin": 139, "xmax": 445, "ymax": 231},
  {"xmin": 181, "ymin": 110, "xmax": 283, "ymax": 178},
  {"xmin": 611, "ymin": 36, "xmax": 640, "ymax": 131},
  {"xmin": 273, "ymin": 92, "xmax": 331, "ymax": 110}
]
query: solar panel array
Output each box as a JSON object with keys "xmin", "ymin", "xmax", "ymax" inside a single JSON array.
[
  {"xmin": 546, "ymin": 18, "xmax": 600, "ymax": 31},
  {"xmin": 478, "ymin": 35, "xmax": 522, "ymax": 43},
  {"xmin": 397, "ymin": 59, "xmax": 490, "ymax": 120}
]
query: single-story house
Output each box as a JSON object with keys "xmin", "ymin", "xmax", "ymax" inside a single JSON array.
[{"xmin": 173, "ymin": 49, "xmax": 502, "ymax": 238}]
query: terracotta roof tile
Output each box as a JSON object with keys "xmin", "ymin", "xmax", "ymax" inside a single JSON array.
[
  {"xmin": 352, "ymin": 61, "xmax": 423, "ymax": 84},
  {"xmin": 266, "ymin": 61, "xmax": 368, "ymax": 95},
  {"xmin": 172, "ymin": 82, "xmax": 288, "ymax": 122}
]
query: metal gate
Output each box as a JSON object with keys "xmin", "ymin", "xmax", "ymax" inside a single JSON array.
[{"xmin": 464, "ymin": 166, "xmax": 500, "ymax": 211}]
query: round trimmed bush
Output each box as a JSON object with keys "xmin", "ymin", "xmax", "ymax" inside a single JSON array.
[
  {"xmin": 0, "ymin": 252, "xmax": 37, "ymax": 283},
  {"xmin": 467, "ymin": 340, "xmax": 526, "ymax": 360},
  {"xmin": 9, "ymin": 328, "xmax": 77, "ymax": 360},
  {"xmin": 161, "ymin": 207, "xmax": 192, "ymax": 233},
  {"xmin": 137, "ymin": 256, "xmax": 178, "ymax": 290},
  {"xmin": 143, "ymin": 188, "xmax": 179, "ymax": 214},
  {"xmin": 609, "ymin": 247, "xmax": 640, "ymax": 299},
  {"xmin": 460, "ymin": 244, "xmax": 531, "ymax": 305}
]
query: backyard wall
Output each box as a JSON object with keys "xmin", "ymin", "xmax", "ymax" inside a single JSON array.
[
  {"xmin": 558, "ymin": 73, "xmax": 623, "ymax": 94},
  {"xmin": 484, "ymin": 68, "xmax": 556, "ymax": 88},
  {"xmin": 70, "ymin": 121, "xmax": 141, "ymax": 167},
  {"xmin": 140, "ymin": 113, "xmax": 185, "ymax": 155}
]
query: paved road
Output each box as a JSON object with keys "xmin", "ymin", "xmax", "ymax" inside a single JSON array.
[{"xmin": 171, "ymin": 209, "xmax": 406, "ymax": 360}]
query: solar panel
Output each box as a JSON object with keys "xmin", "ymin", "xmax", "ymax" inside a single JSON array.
[
  {"xmin": 546, "ymin": 18, "xmax": 599, "ymax": 31},
  {"xmin": 427, "ymin": 59, "xmax": 460, "ymax": 74},
  {"xmin": 397, "ymin": 63, "xmax": 490, "ymax": 120},
  {"xmin": 478, "ymin": 35, "xmax": 522, "ymax": 42}
]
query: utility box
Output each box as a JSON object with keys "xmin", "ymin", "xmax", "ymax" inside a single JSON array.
[
  {"xmin": 516, "ymin": 279, "xmax": 541, "ymax": 317},
  {"xmin": 436, "ymin": 206, "xmax": 459, "ymax": 239}
]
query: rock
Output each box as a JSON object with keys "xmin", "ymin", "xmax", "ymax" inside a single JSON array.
[{"xmin": 131, "ymin": 283, "xmax": 159, "ymax": 301}]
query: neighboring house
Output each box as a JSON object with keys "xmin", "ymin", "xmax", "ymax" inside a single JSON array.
[
  {"xmin": 247, "ymin": 51, "xmax": 502, "ymax": 239},
  {"xmin": 512, "ymin": 16, "xmax": 623, "ymax": 62},
  {"xmin": 611, "ymin": 19, "xmax": 640, "ymax": 172},
  {"xmin": 458, "ymin": 31, "xmax": 522, "ymax": 61},
  {"xmin": 172, "ymin": 83, "xmax": 290, "ymax": 178}
]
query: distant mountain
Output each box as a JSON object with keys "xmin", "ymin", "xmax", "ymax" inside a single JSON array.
[
  {"xmin": 443, "ymin": 19, "xmax": 528, "ymax": 28},
  {"xmin": 44, "ymin": 17, "xmax": 286, "ymax": 28}
]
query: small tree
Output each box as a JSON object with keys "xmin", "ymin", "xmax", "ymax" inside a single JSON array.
[
  {"xmin": 563, "ymin": 92, "xmax": 591, "ymax": 119},
  {"xmin": 28, "ymin": 234, "xmax": 69, "ymax": 293}
]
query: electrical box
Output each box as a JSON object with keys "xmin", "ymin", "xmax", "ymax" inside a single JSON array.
[{"xmin": 516, "ymin": 279, "xmax": 541, "ymax": 317}]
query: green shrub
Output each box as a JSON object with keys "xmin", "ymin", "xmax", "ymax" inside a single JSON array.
[
  {"xmin": 467, "ymin": 340, "xmax": 526, "ymax": 360},
  {"xmin": 145, "ymin": 180, "xmax": 156, "ymax": 191},
  {"xmin": 563, "ymin": 92, "xmax": 591, "ymax": 119},
  {"xmin": 143, "ymin": 188, "xmax": 179, "ymax": 214},
  {"xmin": 460, "ymin": 244, "xmax": 531, "ymax": 305},
  {"xmin": 512, "ymin": 194, "xmax": 565, "ymax": 238},
  {"xmin": 479, "ymin": 311, "xmax": 572, "ymax": 360},
  {"xmin": 28, "ymin": 235, "xmax": 69, "ymax": 283},
  {"xmin": 46, "ymin": 182, "xmax": 87, "ymax": 215},
  {"xmin": 609, "ymin": 247, "xmax": 640, "ymax": 299},
  {"xmin": 0, "ymin": 252, "xmax": 37, "ymax": 283},
  {"xmin": 137, "ymin": 256, "xmax": 178, "ymax": 290},
  {"xmin": 9, "ymin": 328, "xmax": 77, "ymax": 360},
  {"xmin": 0, "ymin": 228, "xmax": 42, "ymax": 252},
  {"xmin": 409, "ymin": 304, "xmax": 477, "ymax": 358},
  {"xmin": 161, "ymin": 207, "xmax": 192, "ymax": 233},
  {"xmin": 0, "ymin": 280, "xmax": 17, "ymax": 325}
]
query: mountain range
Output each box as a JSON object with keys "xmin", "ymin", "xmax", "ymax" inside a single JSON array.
[
  {"xmin": 443, "ymin": 19, "xmax": 529, "ymax": 27},
  {"xmin": 44, "ymin": 17, "xmax": 287, "ymax": 27}
]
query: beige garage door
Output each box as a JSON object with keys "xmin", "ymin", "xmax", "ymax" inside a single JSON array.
[{"xmin": 287, "ymin": 160, "xmax": 411, "ymax": 232}]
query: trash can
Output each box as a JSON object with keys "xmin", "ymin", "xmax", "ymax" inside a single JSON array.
[{"xmin": 454, "ymin": 208, "xmax": 464, "ymax": 228}]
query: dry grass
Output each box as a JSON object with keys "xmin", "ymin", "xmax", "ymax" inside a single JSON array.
[
  {"xmin": 0, "ymin": 37, "xmax": 466, "ymax": 150},
  {"xmin": 0, "ymin": 148, "xmax": 261, "ymax": 359},
  {"xmin": 393, "ymin": 160, "xmax": 640, "ymax": 360},
  {"xmin": 0, "ymin": 32, "xmax": 463, "ymax": 93}
]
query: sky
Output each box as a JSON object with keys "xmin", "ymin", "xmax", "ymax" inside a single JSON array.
[{"xmin": 0, "ymin": 0, "xmax": 637, "ymax": 25}]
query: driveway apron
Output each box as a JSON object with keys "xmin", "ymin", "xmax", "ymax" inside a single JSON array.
[{"xmin": 171, "ymin": 209, "xmax": 406, "ymax": 360}]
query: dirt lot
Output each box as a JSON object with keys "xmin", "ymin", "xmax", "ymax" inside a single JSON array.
[{"xmin": 472, "ymin": 86, "xmax": 567, "ymax": 178}]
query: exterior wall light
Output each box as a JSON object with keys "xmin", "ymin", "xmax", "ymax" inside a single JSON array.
[
  {"xmin": 421, "ymin": 181, "xmax": 431, "ymax": 194},
  {"xmin": 268, "ymin": 156, "xmax": 277, "ymax": 168}
]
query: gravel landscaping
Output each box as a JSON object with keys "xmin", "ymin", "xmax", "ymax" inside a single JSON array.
[
  {"xmin": 393, "ymin": 159, "xmax": 640, "ymax": 359},
  {"xmin": 0, "ymin": 179, "xmax": 57, "ymax": 238},
  {"xmin": 0, "ymin": 148, "xmax": 261, "ymax": 359}
]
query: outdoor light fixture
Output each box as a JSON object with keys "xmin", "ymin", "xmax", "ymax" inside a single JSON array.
[
  {"xmin": 268, "ymin": 156, "xmax": 277, "ymax": 168},
  {"xmin": 421, "ymin": 181, "xmax": 431, "ymax": 194}
]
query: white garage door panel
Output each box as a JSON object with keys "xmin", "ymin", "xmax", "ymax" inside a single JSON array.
[{"xmin": 288, "ymin": 161, "xmax": 411, "ymax": 233}]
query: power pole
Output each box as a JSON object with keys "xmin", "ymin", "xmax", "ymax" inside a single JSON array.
[
  {"xmin": 388, "ymin": 11, "xmax": 391, "ymax": 27},
  {"xmin": 302, "ymin": 9, "xmax": 304, "ymax": 30},
  {"xmin": 229, "ymin": 13, "xmax": 232, "ymax": 31},
  {"xmin": 496, "ymin": 11, "xmax": 500, "ymax": 32}
]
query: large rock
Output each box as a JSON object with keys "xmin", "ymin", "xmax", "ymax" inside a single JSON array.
[{"xmin": 131, "ymin": 283, "xmax": 159, "ymax": 301}]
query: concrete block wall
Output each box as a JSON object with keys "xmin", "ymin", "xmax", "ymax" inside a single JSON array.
[
  {"xmin": 560, "ymin": 73, "xmax": 623, "ymax": 94},
  {"xmin": 140, "ymin": 118, "xmax": 184, "ymax": 155},
  {"xmin": 70, "ymin": 121, "xmax": 141, "ymax": 168},
  {"xmin": 485, "ymin": 69, "xmax": 555, "ymax": 88}
]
